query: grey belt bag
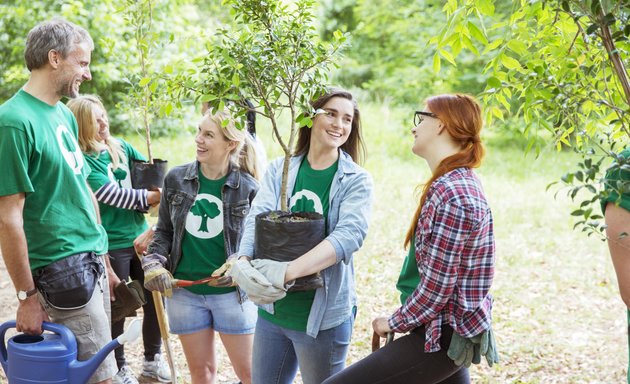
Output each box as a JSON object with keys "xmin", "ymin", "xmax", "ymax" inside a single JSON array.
[{"xmin": 34, "ymin": 252, "xmax": 104, "ymax": 310}]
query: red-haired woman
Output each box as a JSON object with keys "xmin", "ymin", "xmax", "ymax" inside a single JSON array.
[{"xmin": 323, "ymin": 94, "xmax": 498, "ymax": 384}]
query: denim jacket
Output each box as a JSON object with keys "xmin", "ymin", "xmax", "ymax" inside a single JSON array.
[
  {"xmin": 239, "ymin": 151, "xmax": 373, "ymax": 337},
  {"xmin": 149, "ymin": 161, "xmax": 259, "ymax": 276}
]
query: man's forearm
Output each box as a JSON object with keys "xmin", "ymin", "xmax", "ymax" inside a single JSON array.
[{"xmin": 0, "ymin": 198, "xmax": 34, "ymax": 294}]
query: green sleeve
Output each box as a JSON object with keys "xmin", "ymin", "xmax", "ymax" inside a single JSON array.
[
  {"xmin": 84, "ymin": 154, "xmax": 112, "ymax": 191},
  {"xmin": 601, "ymin": 149, "xmax": 630, "ymax": 213},
  {"xmin": 0, "ymin": 126, "xmax": 34, "ymax": 196}
]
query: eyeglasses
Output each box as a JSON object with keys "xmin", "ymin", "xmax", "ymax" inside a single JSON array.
[{"xmin": 413, "ymin": 111, "xmax": 438, "ymax": 126}]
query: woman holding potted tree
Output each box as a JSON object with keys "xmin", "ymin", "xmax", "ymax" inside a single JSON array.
[
  {"xmin": 140, "ymin": 110, "xmax": 261, "ymax": 384},
  {"xmin": 222, "ymin": 88, "xmax": 374, "ymax": 384},
  {"xmin": 68, "ymin": 95, "xmax": 169, "ymax": 384}
]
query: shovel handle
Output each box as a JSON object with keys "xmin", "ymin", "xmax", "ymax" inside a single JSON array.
[{"xmin": 371, "ymin": 331, "xmax": 394, "ymax": 352}]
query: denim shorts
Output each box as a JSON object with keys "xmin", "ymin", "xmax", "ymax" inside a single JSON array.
[{"xmin": 165, "ymin": 288, "xmax": 257, "ymax": 335}]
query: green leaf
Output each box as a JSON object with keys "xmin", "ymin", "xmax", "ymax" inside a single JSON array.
[
  {"xmin": 467, "ymin": 21, "xmax": 488, "ymax": 45},
  {"xmin": 586, "ymin": 23, "xmax": 599, "ymax": 35},
  {"xmin": 439, "ymin": 49, "xmax": 457, "ymax": 66},
  {"xmin": 164, "ymin": 102, "xmax": 173, "ymax": 116},
  {"xmin": 201, "ymin": 94, "xmax": 217, "ymax": 102},
  {"xmin": 484, "ymin": 38, "xmax": 504, "ymax": 53},
  {"xmin": 603, "ymin": 13, "xmax": 616, "ymax": 26},
  {"xmin": 507, "ymin": 40, "xmax": 528, "ymax": 56},
  {"xmin": 500, "ymin": 55, "xmax": 521, "ymax": 70},
  {"xmin": 476, "ymin": 0, "xmax": 495, "ymax": 16},
  {"xmin": 487, "ymin": 76, "xmax": 502, "ymax": 88},
  {"xmin": 232, "ymin": 73, "xmax": 240, "ymax": 86},
  {"xmin": 139, "ymin": 77, "xmax": 151, "ymax": 87},
  {"xmin": 433, "ymin": 52, "xmax": 441, "ymax": 73}
]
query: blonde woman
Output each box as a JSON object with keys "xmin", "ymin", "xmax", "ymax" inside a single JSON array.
[
  {"xmin": 141, "ymin": 111, "xmax": 261, "ymax": 384},
  {"xmin": 68, "ymin": 95, "xmax": 169, "ymax": 384}
]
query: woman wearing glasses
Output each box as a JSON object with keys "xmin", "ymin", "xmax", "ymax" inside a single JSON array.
[
  {"xmin": 323, "ymin": 94, "xmax": 497, "ymax": 384},
  {"xmin": 218, "ymin": 88, "xmax": 373, "ymax": 384}
]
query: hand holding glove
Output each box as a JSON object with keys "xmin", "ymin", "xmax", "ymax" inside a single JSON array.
[
  {"xmin": 210, "ymin": 257, "xmax": 239, "ymax": 287},
  {"xmin": 228, "ymin": 259, "xmax": 286, "ymax": 304},
  {"xmin": 447, "ymin": 328, "xmax": 499, "ymax": 368},
  {"xmin": 250, "ymin": 259, "xmax": 294, "ymax": 290},
  {"xmin": 141, "ymin": 253, "xmax": 174, "ymax": 298}
]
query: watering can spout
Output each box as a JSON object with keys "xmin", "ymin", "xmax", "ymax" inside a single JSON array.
[{"xmin": 69, "ymin": 319, "xmax": 142, "ymax": 384}]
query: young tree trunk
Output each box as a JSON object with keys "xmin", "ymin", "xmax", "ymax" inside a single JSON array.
[{"xmin": 599, "ymin": 11, "xmax": 630, "ymax": 108}]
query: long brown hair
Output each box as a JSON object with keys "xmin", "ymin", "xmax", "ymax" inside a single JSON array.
[
  {"xmin": 294, "ymin": 88, "xmax": 366, "ymax": 165},
  {"xmin": 404, "ymin": 94, "xmax": 485, "ymax": 248}
]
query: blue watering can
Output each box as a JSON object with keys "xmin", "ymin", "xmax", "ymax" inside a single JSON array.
[{"xmin": 0, "ymin": 319, "xmax": 141, "ymax": 384}]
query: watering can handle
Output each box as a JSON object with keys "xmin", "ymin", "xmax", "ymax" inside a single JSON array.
[
  {"xmin": 0, "ymin": 320, "xmax": 17, "ymax": 370},
  {"xmin": 41, "ymin": 321, "xmax": 76, "ymax": 348}
]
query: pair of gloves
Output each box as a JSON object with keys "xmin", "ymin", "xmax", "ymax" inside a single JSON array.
[
  {"xmin": 213, "ymin": 258, "xmax": 294, "ymax": 304},
  {"xmin": 142, "ymin": 252, "xmax": 292, "ymax": 305},
  {"xmin": 447, "ymin": 327, "xmax": 499, "ymax": 368}
]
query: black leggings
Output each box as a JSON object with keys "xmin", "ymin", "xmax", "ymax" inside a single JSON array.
[
  {"xmin": 109, "ymin": 247, "xmax": 162, "ymax": 368},
  {"xmin": 322, "ymin": 325, "xmax": 469, "ymax": 384}
]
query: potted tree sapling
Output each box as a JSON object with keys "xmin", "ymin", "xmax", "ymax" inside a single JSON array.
[
  {"xmin": 123, "ymin": 0, "xmax": 168, "ymax": 191},
  {"xmin": 200, "ymin": 0, "xmax": 347, "ymax": 290}
]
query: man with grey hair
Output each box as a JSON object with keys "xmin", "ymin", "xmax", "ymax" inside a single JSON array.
[{"xmin": 0, "ymin": 18, "xmax": 118, "ymax": 384}]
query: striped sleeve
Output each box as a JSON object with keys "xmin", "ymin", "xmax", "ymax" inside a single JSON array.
[{"xmin": 95, "ymin": 182, "xmax": 149, "ymax": 211}]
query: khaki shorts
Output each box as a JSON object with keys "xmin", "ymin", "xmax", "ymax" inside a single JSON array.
[{"xmin": 39, "ymin": 257, "xmax": 117, "ymax": 383}]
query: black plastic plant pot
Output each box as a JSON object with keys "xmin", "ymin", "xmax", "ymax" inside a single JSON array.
[
  {"xmin": 130, "ymin": 159, "xmax": 168, "ymax": 190},
  {"xmin": 254, "ymin": 210, "xmax": 325, "ymax": 291}
]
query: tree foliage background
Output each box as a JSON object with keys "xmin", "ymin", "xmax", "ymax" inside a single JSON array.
[{"xmin": 1, "ymin": 0, "xmax": 628, "ymax": 236}]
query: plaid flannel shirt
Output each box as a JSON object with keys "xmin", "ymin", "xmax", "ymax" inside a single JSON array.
[{"xmin": 389, "ymin": 167, "xmax": 495, "ymax": 352}]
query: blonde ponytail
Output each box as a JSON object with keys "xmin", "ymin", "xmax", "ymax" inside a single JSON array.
[{"xmin": 239, "ymin": 132, "xmax": 261, "ymax": 180}]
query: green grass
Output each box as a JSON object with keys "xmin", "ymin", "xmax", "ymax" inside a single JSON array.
[{"xmin": 122, "ymin": 103, "xmax": 626, "ymax": 383}]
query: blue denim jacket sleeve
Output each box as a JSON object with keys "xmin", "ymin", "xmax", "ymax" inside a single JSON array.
[
  {"xmin": 326, "ymin": 169, "xmax": 373, "ymax": 264},
  {"xmin": 238, "ymin": 157, "xmax": 284, "ymax": 257}
]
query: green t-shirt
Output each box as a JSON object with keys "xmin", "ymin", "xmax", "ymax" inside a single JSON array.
[
  {"xmin": 85, "ymin": 139, "xmax": 148, "ymax": 250},
  {"xmin": 601, "ymin": 148, "xmax": 630, "ymax": 214},
  {"xmin": 176, "ymin": 171, "xmax": 234, "ymax": 295},
  {"xmin": 396, "ymin": 233, "xmax": 420, "ymax": 305},
  {"xmin": 259, "ymin": 158, "xmax": 338, "ymax": 331},
  {"xmin": 0, "ymin": 90, "xmax": 108, "ymax": 270}
]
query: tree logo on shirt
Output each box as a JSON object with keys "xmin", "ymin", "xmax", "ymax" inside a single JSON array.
[
  {"xmin": 185, "ymin": 193, "xmax": 223, "ymax": 238},
  {"xmin": 289, "ymin": 189, "xmax": 323, "ymax": 214},
  {"xmin": 55, "ymin": 125, "xmax": 84, "ymax": 174},
  {"xmin": 107, "ymin": 163, "xmax": 132, "ymax": 188}
]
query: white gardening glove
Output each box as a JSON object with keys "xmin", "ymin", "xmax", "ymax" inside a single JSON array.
[
  {"xmin": 227, "ymin": 259, "xmax": 286, "ymax": 304},
  {"xmin": 209, "ymin": 256, "xmax": 238, "ymax": 287},
  {"xmin": 250, "ymin": 259, "xmax": 295, "ymax": 290}
]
